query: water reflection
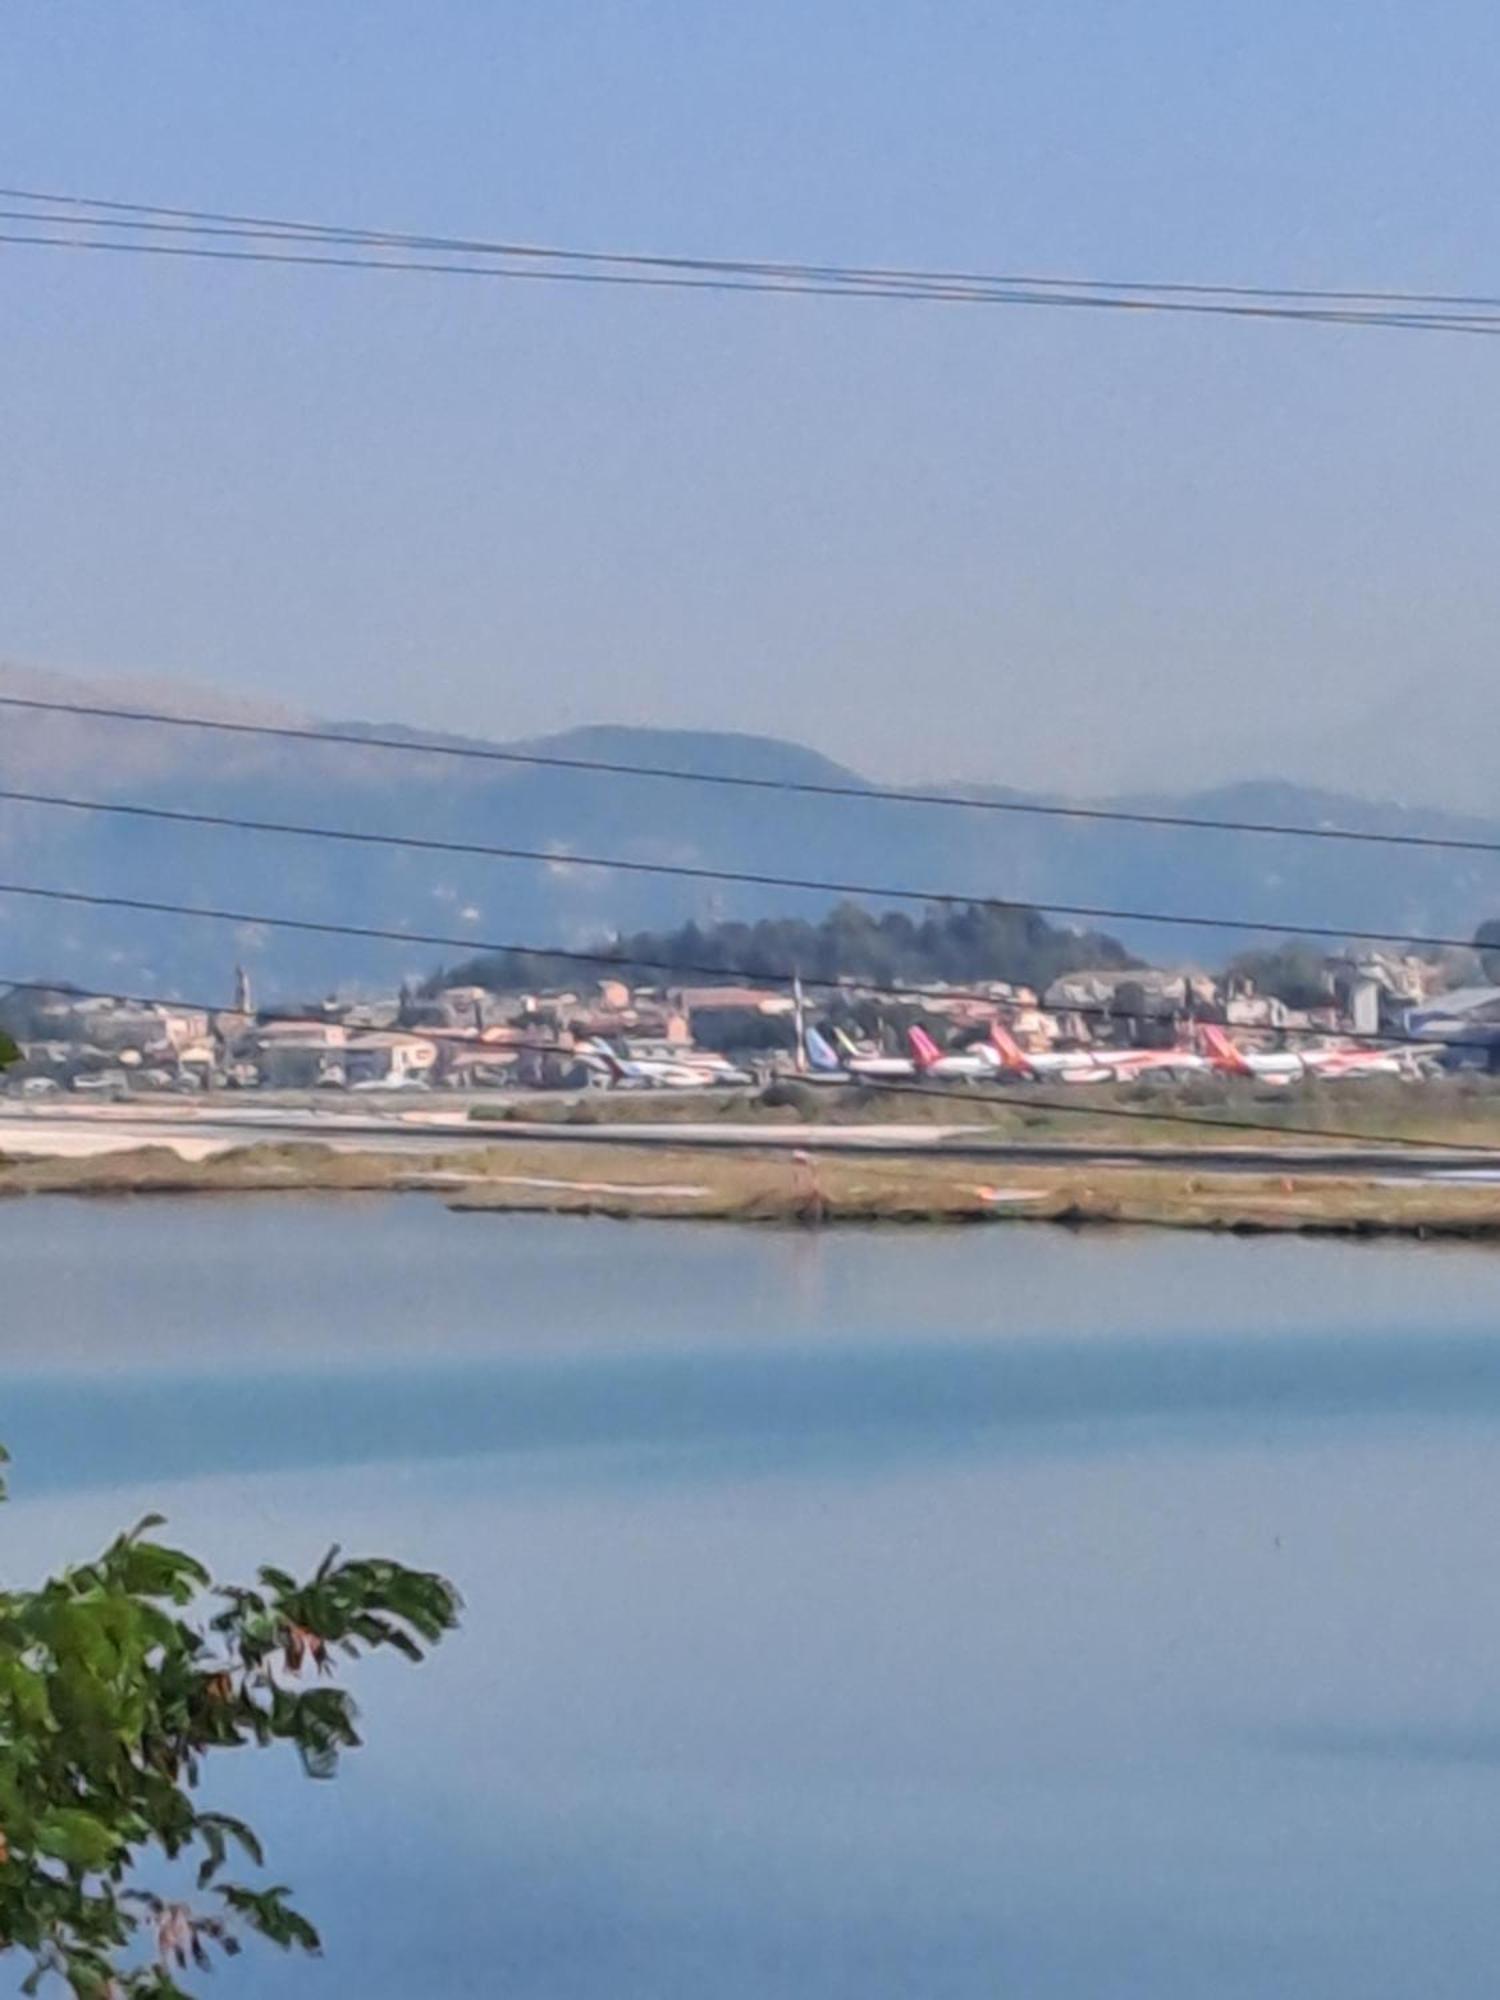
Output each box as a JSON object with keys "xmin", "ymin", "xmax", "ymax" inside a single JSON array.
[
  {"xmin": 3, "ymin": 1200, "xmax": 1500, "ymax": 1997},
  {"xmin": 9, "ymin": 1324, "xmax": 1500, "ymax": 1502},
  {"xmin": 1267, "ymin": 1723, "xmax": 1500, "ymax": 1766}
]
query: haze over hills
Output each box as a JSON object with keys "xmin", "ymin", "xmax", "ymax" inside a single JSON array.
[
  {"xmin": 1126, "ymin": 670, "xmax": 1500, "ymax": 823},
  {"xmin": 1, "ymin": 664, "xmax": 1498, "ymax": 1002}
]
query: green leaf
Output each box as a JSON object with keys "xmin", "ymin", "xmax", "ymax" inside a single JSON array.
[
  {"xmin": 0, "ymin": 1435, "xmax": 456, "ymax": 1996},
  {"xmin": 32, "ymin": 1809, "xmax": 122, "ymax": 1870}
]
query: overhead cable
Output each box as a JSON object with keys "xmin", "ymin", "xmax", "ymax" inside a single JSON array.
[
  {"xmin": 0, "ymin": 217, "xmax": 1494, "ymax": 333},
  {"xmin": 6, "ymin": 183, "xmax": 1500, "ymax": 326},
  {"xmin": 0, "ymin": 875, "xmax": 1480, "ymax": 1030},
  {"xmin": 0, "ymin": 968, "xmax": 1490, "ymax": 1158},
  {"xmin": 0, "ymin": 778, "xmax": 1490, "ymax": 970},
  {"xmin": 3, "ymin": 691, "xmax": 1499, "ymax": 858}
]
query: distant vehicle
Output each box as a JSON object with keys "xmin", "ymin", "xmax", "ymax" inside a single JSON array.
[
  {"xmin": 458, "ymin": 1063, "xmax": 530, "ymax": 1090},
  {"xmin": 986, "ymin": 1021, "xmax": 1112, "ymax": 1085},
  {"xmin": 71, "ymin": 1070, "xmax": 129, "ymax": 1097},
  {"xmin": 350, "ymin": 1073, "xmax": 431, "ymax": 1092},
  {"xmin": 1196, "ymin": 1023, "xmax": 1303, "ymax": 1084},
  {"xmin": 18, "ymin": 1076, "xmax": 60, "ymax": 1097}
]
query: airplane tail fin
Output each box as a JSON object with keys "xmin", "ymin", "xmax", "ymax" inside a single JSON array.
[
  {"xmin": 907, "ymin": 1024, "xmax": 944, "ymax": 1071},
  {"xmin": 988, "ymin": 1020, "xmax": 1033, "ymax": 1074},
  {"xmin": 804, "ymin": 1026, "xmax": 843, "ymax": 1074},
  {"xmin": 1198, "ymin": 1023, "xmax": 1250, "ymax": 1074}
]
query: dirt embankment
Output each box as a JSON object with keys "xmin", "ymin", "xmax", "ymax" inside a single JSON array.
[{"xmin": 3, "ymin": 1137, "xmax": 1500, "ymax": 1240}]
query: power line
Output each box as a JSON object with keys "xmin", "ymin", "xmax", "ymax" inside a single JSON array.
[
  {"xmin": 2, "ymin": 224, "xmax": 1497, "ymax": 335},
  {"xmin": 9, "ymin": 183, "xmax": 1500, "ymax": 317},
  {"xmin": 0, "ymin": 969, "xmax": 1491, "ymax": 1159},
  {"xmin": 0, "ymin": 904, "xmax": 1456, "ymax": 1064},
  {"xmin": 8, "ymin": 1066, "xmax": 1484, "ymax": 1160},
  {"xmin": 866, "ymin": 1080, "xmax": 1500, "ymax": 1155},
  {"xmin": 0, "ymin": 876, "xmax": 1147, "ymax": 995},
  {"xmin": 0, "ymin": 875, "xmax": 1468, "ymax": 1047},
  {"xmin": 0, "ymin": 778, "xmax": 1491, "ymax": 970},
  {"xmin": 1, "ymin": 194, "xmax": 1491, "ymax": 1154},
  {"xmin": 4, "ymin": 690, "xmax": 1499, "ymax": 859},
  {"xmin": 4, "ymin": 226, "xmax": 1134, "ymax": 310},
  {"xmin": 0, "ymin": 815, "xmax": 1450, "ymax": 1052}
]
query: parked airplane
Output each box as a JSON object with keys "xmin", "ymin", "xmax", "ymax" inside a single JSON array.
[
  {"xmin": 986, "ymin": 1020, "xmax": 1112, "ymax": 1085},
  {"xmin": 907, "ymin": 1024, "xmax": 1000, "ymax": 1081},
  {"xmin": 800, "ymin": 1023, "xmax": 917, "ymax": 1081},
  {"xmin": 1088, "ymin": 1042, "xmax": 1209, "ymax": 1082},
  {"xmin": 803, "ymin": 1024, "xmax": 853, "ymax": 1078},
  {"xmin": 1195, "ymin": 1023, "xmax": 1304, "ymax": 1084},
  {"xmin": 828, "ymin": 1025, "xmax": 916, "ymax": 1080},
  {"xmin": 584, "ymin": 1038, "xmax": 752, "ymax": 1090},
  {"xmin": 1297, "ymin": 1041, "xmax": 1415, "ymax": 1080}
]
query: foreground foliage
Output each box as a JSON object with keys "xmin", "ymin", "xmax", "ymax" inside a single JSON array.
[{"xmin": 0, "ymin": 1449, "xmax": 459, "ymax": 1996}]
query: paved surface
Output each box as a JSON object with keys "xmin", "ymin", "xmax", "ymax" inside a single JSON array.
[
  {"xmin": 0, "ymin": 1107, "xmax": 485, "ymax": 1161},
  {"xmin": 1, "ymin": 1103, "xmax": 1497, "ymax": 1178}
]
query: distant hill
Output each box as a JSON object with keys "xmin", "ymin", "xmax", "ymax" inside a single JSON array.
[{"xmin": 0, "ymin": 664, "xmax": 1494, "ymax": 1001}]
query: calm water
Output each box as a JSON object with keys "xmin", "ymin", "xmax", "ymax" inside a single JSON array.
[{"xmin": 5, "ymin": 1199, "xmax": 1500, "ymax": 1997}]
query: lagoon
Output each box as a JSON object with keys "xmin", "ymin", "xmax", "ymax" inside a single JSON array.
[{"xmin": 4, "ymin": 1199, "xmax": 1500, "ymax": 1996}]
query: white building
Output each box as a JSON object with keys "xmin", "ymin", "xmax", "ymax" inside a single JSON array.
[{"xmin": 345, "ymin": 1031, "xmax": 439, "ymax": 1086}]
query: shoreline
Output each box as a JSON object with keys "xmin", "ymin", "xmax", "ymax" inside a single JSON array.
[{"xmin": 4, "ymin": 1136, "xmax": 1500, "ymax": 1242}]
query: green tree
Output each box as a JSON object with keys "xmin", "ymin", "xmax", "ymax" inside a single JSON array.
[
  {"xmin": 432, "ymin": 898, "xmax": 1137, "ymax": 999},
  {"xmin": 0, "ymin": 1448, "xmax": 459, "ymax": 1997}
]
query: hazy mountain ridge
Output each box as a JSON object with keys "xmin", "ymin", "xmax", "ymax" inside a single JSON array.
[{"xmin": 0, "ymin": 666, "xmax": 1495, "ymax": 999}]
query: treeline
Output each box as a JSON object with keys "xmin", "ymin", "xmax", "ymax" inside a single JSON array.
[{"xmin": 431, "ymin": 899, "xmax": 1137, "ymax": 996}]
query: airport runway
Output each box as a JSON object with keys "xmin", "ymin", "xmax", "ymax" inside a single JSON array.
[{"xmin": 0, "ymin": 1103, "xmax": 1495, "ymax": 1179}]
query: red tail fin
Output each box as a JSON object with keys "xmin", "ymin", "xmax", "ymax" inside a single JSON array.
[
  {"xmin": 907, "ymin": 1025, "xmax": 944, "ymax": 1071},
  {"xmin": 1198, "ymin": 1023, "xmax": 1250, "ymax": 1074},
  {"xmin": 989, "ymin": 1020, "xmax": 1034, "ymax": 1074}
]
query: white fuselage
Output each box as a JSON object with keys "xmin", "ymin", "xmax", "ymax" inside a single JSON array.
[
  {"xmin": 996, "ymin": 1047, "xmax": 1112, "ymax": 1084},
  {"xmin": 844, "ymin": 1054, "xmax": 917, "ymax": 1080},
  {"xmin": 1298, "ymin": 1046, "xmax": 1405, "ymax": 1080},
  {"xmin": 1205, "ymin": 1048, "xmax": 1305, "ymax": 1083},
  {"xmin": 1092, "ymin": 1048, "xmax": 1210, "ymax": 1081},
  {"xmin": 913, "ymin": 1050, "xmax": 999, "ymax": 1081},
  {"xmin": 591, "ymin": 1041, "xmax": 751, "ymax": 1090}
]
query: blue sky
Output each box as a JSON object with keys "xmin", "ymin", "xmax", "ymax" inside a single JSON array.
[{"xmin": 3, "ymin": 2, "xmax": 1499, "ymax": 799}]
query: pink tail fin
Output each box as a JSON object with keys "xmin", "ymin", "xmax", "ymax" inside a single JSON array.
[
  {"xmin": 907, "ymin": 1025, "xmax": 943, "ymax": 1071},
  {"xmin": 989, "ymin": 1020, "xmax": 1032, "ymax": 1073},
  {"xmin": 1199, "ymin": 1023, "xmax": 1249, "ymax": 1073}
]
